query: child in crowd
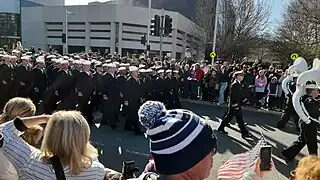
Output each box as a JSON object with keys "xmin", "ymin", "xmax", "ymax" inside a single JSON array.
[{"xmin": 267, "ymin": 77, "xmax": 279, "ymax": 110}]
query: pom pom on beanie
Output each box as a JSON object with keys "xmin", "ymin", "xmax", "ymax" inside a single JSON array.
[{"xmin": 138, "ymin": 101, "xmax": 166, "ymax": 129}]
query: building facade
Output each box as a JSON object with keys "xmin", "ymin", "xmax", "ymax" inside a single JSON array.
[
  {"xmin": 21, "ymin": 3, "xmax": 203, "ymax": 60},
  {"xmin": 0, "ymin": 0, "xmax": 64, "ymax": 47}
]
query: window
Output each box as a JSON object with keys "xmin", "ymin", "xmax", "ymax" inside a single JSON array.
[
  {"xmin": 90, "ymin": 22, "xmax": 111, "ymax": 25},
  {"xmin": 47, "ymin": 29, "xmax": 63, "ymax": 32},
  {"xmin": 46, "ymin": 22, "xmax": 63, "ymax": 25},
  {"xmin": 90, "ymin": 37, "xmax": 110, "ymax": 40},
  {"xmin": 123, "ymin": 23, "xmax": 147, "ymax": 28},
  {"xmin": 91, "ymin": 29, "xmax": 110, "ymax": 32},
  {"xmin": 68, "ymin": 36, "xmax": 85, "ymax": 39},
  {"xmin": 47, "ymin": 36, "xmax": 62, "ymax": 38},
  {"xmin": 122, "ymin": 31, "xmax": 146, "ymax": 35},
  {"xmin": 68, "ymin": 29, "xmax": 85, "ymax": 32},
  {"xmin": 68, "ymin": 22, "xmax": 85, "ymax": 25},
  {"xmin": 0, "ymin": 13, "xmax": 20, "ymax": 38}
]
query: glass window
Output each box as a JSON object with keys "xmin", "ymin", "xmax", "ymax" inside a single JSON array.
[{"xmin": 0, "ymin": 13, "xmax": 21, "ymax": 47}]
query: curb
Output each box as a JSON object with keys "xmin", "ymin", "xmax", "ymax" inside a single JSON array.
[{"xmin": 180, "ymin": 98, "xmax": 282, "ymax": 115}]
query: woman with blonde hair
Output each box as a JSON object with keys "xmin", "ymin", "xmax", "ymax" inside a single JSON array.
[
  {"xmin": 0, "ymin": 110, "xmax": 107, "ymax": 179},
  {"xmin": 291, "ymin": 156, "xmax": 320, "ymax": 180},
  {"xmin": 0, "ymin": 97, "xmax": 40, "ymax": 180}
]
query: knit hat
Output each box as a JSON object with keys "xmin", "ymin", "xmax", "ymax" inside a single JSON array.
[{"xmin": 138, "ymin": 101, "xmax": 218, "ymax": 175}]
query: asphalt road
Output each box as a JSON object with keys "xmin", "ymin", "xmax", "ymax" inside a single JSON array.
[{"xmin": 90, "ymin": 102, "xmax": 320, "ymax": 180}]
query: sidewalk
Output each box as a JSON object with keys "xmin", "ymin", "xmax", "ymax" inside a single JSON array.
[{"xmin": 180, "ymin": 98, "xmax": 282, "ymax": 115}]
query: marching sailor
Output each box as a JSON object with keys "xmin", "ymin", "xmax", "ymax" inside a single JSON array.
[
  {"xmin": 282, "ymin": 81, "xmax": 320, "ymax": 161},
  {"xmin": 218, "ymin": 70, "xmax": 252, "ymax": 138}
]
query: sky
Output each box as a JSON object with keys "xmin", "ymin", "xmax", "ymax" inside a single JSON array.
[{"xmin": 65, "ymin": 0, "xmax": 289, "ymax": 28}]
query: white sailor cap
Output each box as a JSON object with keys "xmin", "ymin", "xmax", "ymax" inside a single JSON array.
[
  {"xmin": 73, "ymin": 60, "xmax": 80, "ymax": 64},
  {"xmin": 129, "ymin": 66, "xmax": 139, "ymax": 72},
  {"xmin": 139, "ymin": 69, "xmax": 147, "ymax": 73},
  {"xmin": 158, "ymin": 69, "xmax": 164, "ymax": 73},
  {"xmin": 83, "ymin": 61, "xmax": 91, "ymax": 66},
  {"xmin": 10, "ymin": 56, "xmax": 17, "ymax": 59},
  {"xmin": 21, "ymin": 56, "xmax": 31, "ymax": 60},
  {"xmin": 47, "ymin": 55, "xmax": 56, "ymax": 59},
  {"xmin": 36, "ymin": 56, "xmax": 45, "ymax": 63},
  {"xmin": 102, "ymin": 63, "xmax": 108, "ymax": 67},
  {"xmin": 63, "ymin": 56, "xmax": 69, "ymax": 60},
  {"xmin": 12, "ymin": 50, "xmax": 20, "ymax": 54},
  {"xmin": 68, "ymin": 58, "xmax": 74, "ymax": 62},
  {"xmin": 173, "ymin": 70, "xmax": 179, "ymax": 73},
  {"xmin": 105, "ymin": 59, "xmax": 112, "ymax": 63},
  {"xmin": 25, "ymin": 52, "xmax": 32, "ymax": 55},
  {"xmin": 123, "ymin": 63, "xmax": 130, "ymax": 67},
  {"xmin": 106, "ymin": 63, "xmax": 117, "ymax": 68},
  {"xmin": 139, "ymin": 64, "xmax": 146, "ymax": 68},
  {"xmin": 60, "ymin": 60, "xmax": 69, "ymax": 64},
  {"xmin": 306, "ymin": 84, "xmax": 320, "ymax": 89},
  {"xmin": 166, "ymin": 69, "xmax": 172, "ymax": 73},
  {"xmin": 74, "ymin": 55, "xmax": 80, "ymax": 59},
  {"xmin": 3, "ymin": 55, "xmax": 11, "ymax": 58},
  {"xmin": 145, "ymin": 69, "xmax": 153, "ymax": 73},
  {"xmin": 118, "ymin": 67, "xmax": 126, "ymax": 71},
  {"xmin": 113, "ymin": 62, "xmax": 120, "ymax": 66}
]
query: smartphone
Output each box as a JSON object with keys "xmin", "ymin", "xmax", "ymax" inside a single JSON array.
[
  {"xmin": 260, "ymin": 145, "xmax": 272, "ymax": 171},
  {"xmin": 122, "ymin": 161, "xmax": 135, "ymax": 179}
]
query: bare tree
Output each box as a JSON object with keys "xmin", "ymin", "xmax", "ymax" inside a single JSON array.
[
  {"xmin": 271, "ymin": 0, "xmax": 320, "ymax": 62},
  {"xmin": 195, "ymin": 0, "xmax": 270, "ymax": 61}
]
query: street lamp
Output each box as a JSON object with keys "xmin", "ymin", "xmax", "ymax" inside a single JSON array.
[{"xmin": 65, "ymin": 9, "xmax": 73, "ymax": 55}]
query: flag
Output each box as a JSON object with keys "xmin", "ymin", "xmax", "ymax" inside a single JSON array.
[{"xmin": 217, "ymin": 137, "xmax": 273, "ymax": 180}]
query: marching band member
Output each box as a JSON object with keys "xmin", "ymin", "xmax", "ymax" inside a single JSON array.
[
  {"xmin": 278, "ymin": 58, "xmax": 308, "ymax": 131},
  {"xmin": 282, "ymin": 81, "xmax": 319, "ymax": 161},
  {"xmin": 218, "ymin": 70, "xmax": 252, "ymax": 138}
]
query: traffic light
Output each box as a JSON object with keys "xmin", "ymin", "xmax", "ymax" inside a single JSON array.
[
  {"xmin": 164, "ymin": 15, "xmax": 173, "ymax": 37},
  {"xmin": 141, "ymin": 34, "xmax": 146, "ymax": 45},
  {"xmin": 61, "ymin": 33, "xmax": 66, "ymax": 43},
  {"xmin": 150, "ymin": 15, "xmax": 161, "ymax": 37}
]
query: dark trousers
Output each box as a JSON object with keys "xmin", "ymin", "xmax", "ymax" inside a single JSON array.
[
  {"xmin": 124, "ymin": 102, "xmax": 141, "ymax": 134},
  {"xmin": 182, "ymin": 80, "xmax": 190, "ymax": 98},
  {"xmin": 78, "ymin": 97, "xmax": 94, "ymax": 125},
  {"xmin": 282, "ymin": 121, "xmax": 318, "ymax": 160},
  {"xmin": 277, "ymin": 99, "xmax": 299, "ymax": 129},
  {"xmin": 219, "ymin": 107, "xmax": 249, "ymax": 135},
  {"xmin": 102, "ymin": 99, "xmax": 117, "ymax": 128}
]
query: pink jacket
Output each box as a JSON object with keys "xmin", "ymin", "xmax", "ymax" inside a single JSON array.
[{"xmin": 255, "ymin": 75, "xmax": 267, "ymax": 88}]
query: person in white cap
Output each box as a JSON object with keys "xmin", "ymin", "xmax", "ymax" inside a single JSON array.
[
  {"xmin": 101, "ymin": 62, "xmax": 119, "ymax": 129},
  {"xmin": 70, "ymin": 60, "xmax": 82, "ymax": 78},
  {"xmin": 123, "ymin": 66, "xmax": 143, "ymax": 135},
  {"xmin": 30, "ymin": 56, "xmax": 47, "ymax": 104},
  {"xmin": 74, "ymin": 61, "xmax": 95, "ymax": 125},
  {"xmin": 0, "ymin": 54, "xmax": 15, "ymax": 108},
  {"xmin": 13, "ymin": 55, "xmax": 33, "ymax": 97},
  {"xmin": 154, "ymin": 69, "xmax": 165, "ymax": 103}
]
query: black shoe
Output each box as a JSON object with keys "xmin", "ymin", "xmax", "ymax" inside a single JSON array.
[
  {"xmin": 134, "ymin": 130, "xmax": 144, "ymax": 135},
  {"xmin": 218, "ymin": 127, "xmax": 228, "ymax": 135},
  {"xmin": 111, "ymin": 125, "xmax": 117, "ymax": 130},
  {"xmin": 281, "ymin": 151, "xmax": 294, "ymax": 162},
  {"xmin": 241, "ymin": 133, "xmax": 252, "ymax": 139},
  {"xmin": 225, "ymin": 124, "xmax": 231, "ymax": 128}
]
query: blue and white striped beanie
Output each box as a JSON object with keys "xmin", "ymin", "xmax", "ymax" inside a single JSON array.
[{"xmin": 138, "ymin": 101, "xmax": 218, "ymax": 175}]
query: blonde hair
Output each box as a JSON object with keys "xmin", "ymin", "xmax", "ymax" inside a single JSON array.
[
  {"xmin": 40, "ymin": 111, "xmax": 98, "ymax": 175},
  {"xmin": 295, "ymin": 156, "xmax": 320, "ymax": 180},
  {"xmin": 0, "ymin": 97, "xmax": 36, "ymax": 124}
]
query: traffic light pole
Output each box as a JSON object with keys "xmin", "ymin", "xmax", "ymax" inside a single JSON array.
[
  {"xmin": 65, "ymin": 9, "xmax": 68, "ymax": 55},
  {"xmin": 147, "ymin": 0, "xmax": 151, "ymax": 57},
  {"xmin": 160, "ymin": 9, "xmax": 164, "ymax": 61}
]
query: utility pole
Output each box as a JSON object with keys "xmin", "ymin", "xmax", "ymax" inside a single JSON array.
[
  {"xmin": 212, "ymin": 0, "xmax": 219, "ymax": 65},
  {"xmin": 160, "ymin": 9, "xmax": 164, "ymax": 61},
  {"xmin": 65, "ymin": 9, "xmax": 68, "ymax": 55},
  {"xmin": 147, "ymin": 0, "xmax": 151, "ymax": 56}
]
